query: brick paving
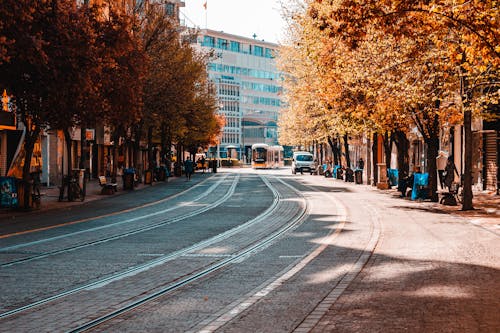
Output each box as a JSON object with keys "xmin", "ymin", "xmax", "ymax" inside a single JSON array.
[
  {"xmin": 0, "ymin": 170, "xmax": 498, "ymax": 332},
  {"xmin": 307, "ymin": 179, "xmax": 499, "ymax": 333}
]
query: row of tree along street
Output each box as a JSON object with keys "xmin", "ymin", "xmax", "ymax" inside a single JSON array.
[
  {"xmin": 277, "ymin": 0, "xmax": 499, "ymax": 210},
  {"xmin": 0, "ymin": 1, "xmax": 223, "ymax": 208}
]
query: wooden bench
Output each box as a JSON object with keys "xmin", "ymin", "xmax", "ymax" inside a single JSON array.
[
  {"xmin": 438, "ymin": 182, "xmax": 461, "ymax": 206},
  {"xmin": 99, "ymin": 176, "xmax": 118, "ymax": 195}
]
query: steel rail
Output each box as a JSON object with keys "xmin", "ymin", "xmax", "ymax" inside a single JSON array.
[
  {"xmin": 0, "ymin": 173, "xmax": 219, "ymax": 240},
  {"xmin": 0, "ymin": 175, "xmax": 236, "ymax": 267},
  {"xmin": 0, "ymin": 174, "xmax": 281, "ymax": 320},
  {"xmin": 66, "ymin": 176, "xmax": 309, "ymax": 333},
  {"xmin": 1, "ymin": 174, "xmax": 230, "ymax": 252}
]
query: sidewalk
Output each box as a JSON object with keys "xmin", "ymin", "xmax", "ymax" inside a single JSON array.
[
  {"xmin": 0, "ymin": 173, "xmax": 182, "ymax": 217},
  {"xmin": 367, "ymin": 182, "xmax": 500, "ymax": 233}
]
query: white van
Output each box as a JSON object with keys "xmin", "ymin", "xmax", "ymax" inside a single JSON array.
[{"xmin": 292, "ymin": 151, "xmax": 316, "ymax": 175}]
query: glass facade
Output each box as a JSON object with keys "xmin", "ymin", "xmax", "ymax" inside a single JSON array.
[
  {"xmin": 196, "ymin": 30, "xmax": 282, "ymax": 158},
  {"xmin": 201, "ymin": 35, "xmax": 274, "ymax": 58},
  {"xmin": 207, "ymin": 63, "xmax": 280, "ymax": 80},
  {"xmin": 230, "ymin": 41, "xmax": 240, "ymax": 52},
  {"xmin": 203, "ymin": 36, "xmax": 215, "ymax": 48}
]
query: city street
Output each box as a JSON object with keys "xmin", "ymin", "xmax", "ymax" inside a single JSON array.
[{"xmin": 0, "ymin": 168, "xmax": 498, "ymax": 333}]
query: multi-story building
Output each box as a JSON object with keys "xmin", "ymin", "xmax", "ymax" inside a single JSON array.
[
  {"xmin": 79, "ymin": 0, "xmax": 185, "ymax": 21},
  {"xmin": 190, "ymin": 29, "xmax": 282, "ymax": 162}
]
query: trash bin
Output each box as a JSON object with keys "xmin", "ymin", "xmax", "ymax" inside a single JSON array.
[
  {"xmin": 355, "ymin": 169, "xmax": 363, "ymax": 184},
  {"xmin": 345, "ymin": 168, "xmax": 354, "ymax": 182},
  {"xmin": 174, "ymin": 163, "xmax": 182, "ymax": 177},
  {"xmin": 72, "ymin": 169, "xmax": 85, "ymax": 190},
  {"xmin": 16, "ymin": 179, "xmax": 32, "ymax": 209},
  {"xmin": 123, "ymin": 168, "xmax": 135, "ymax": 190},
  {"xmin": 387, "ymin": 169, "xmax": 399, "ymax": 186},
  {"xmin": 158, "ymin": 166, "xmax": 166, "ymax": 181},
  {"xmin": 144, "ymin": 169, "xmax": 152, "ymax": 185},
  {"xmin": 0, "ymin": 177, "xmax": 18, "ymax": 208},
  {"xmin": 334, "ymin": 166, "xmax": 343, "ymax": 179}
]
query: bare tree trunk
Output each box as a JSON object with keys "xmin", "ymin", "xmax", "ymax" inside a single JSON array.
[
  {"xmin": 166, "ymin": 134, "xmax": 173, "ymax": 175},
  {"xmin": 20, "ymin": 124, "xmax": 40, "ymax": 209},
  {"xmin": 458, "ymin": 56, "xmax": 474, "ymax": 210},
  {"xmin": 111, "ymin": 129, "xmax": 121, "ymax": 184},
  {"xmin": 461, "ymin": 74, "xmax": 474, "ymax": 209},
  {"xmin": 147, "ymin": 125, "xmax": 154, "ymax": 171},
  {"xmin": 79, "ymin": 123, "xmax": 87, "ymax": 198},
  {"xmin": 383, "ymin": 131, "xmax": 391, "ymax": 169},
  {"xmin": 63, "ymin": 129, "xmax": 73, "ymax": 201},
  {"xmin": 79, "ymin": 123, "xmax": 86, "ymax": 170},
  {"xmin": 134, "ymin": 121, "xmax": 143, "ymax": 179},
  {"xmin": 394, "ymin": 130, "xmax": 410, "ymax": 180},
  {"xmin": 343, "ymin": 134, "xmax": 351, "ymax": 168},
  {"xmin": 366, "ymin": 134, "xmax": 371, "ymax": 185},
  {"xmin": 425, "ymin": 135, "xmax": 440, "ymax": 202},
  {"xmin": 327, "ymin": 136, "xmax": 340, "ymax": 166},
  {"xmin": 372, "ymin": 132, "xmax": 378, "ymax": 185}
]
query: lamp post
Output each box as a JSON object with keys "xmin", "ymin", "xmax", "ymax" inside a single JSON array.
[
  {"xmin": 217, "ymin": 101, "xmax": 224, "ymax": 167},
  {"xmin": 241, "ymin": 119, "xmax": 245, "ymax": 164}
]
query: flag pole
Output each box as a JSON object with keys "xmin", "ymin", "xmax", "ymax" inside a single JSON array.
[{"xmin": 204, "ymin": 1, "xmax": 208, "ymax": 29}]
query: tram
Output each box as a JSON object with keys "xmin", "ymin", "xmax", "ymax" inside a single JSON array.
[
  {"xmin": 251, "ymin": 144, "xmax": 284, "ymax": 169},
  {"xmin": 269, "ymin": 145, "xmax": 284, "ymax": 168}
]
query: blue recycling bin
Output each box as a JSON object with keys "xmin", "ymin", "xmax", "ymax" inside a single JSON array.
[
  {"xmin": 411, "ymin": 173, "xmax": 429, "ymax": 200},
  {"xmin": 387, "ymin": 169, "xmax": 399, "ymax": 186},
  {"xmin": 0, "ymin": 177, "xmax": 18, "ymax": 208},
  {"xmin": 122, "ymin": 168, "xmax": 136, "ymax": 190},
  {"xmin": 333, "ymin": 165, "xmax": 342, "ymax": 179}
]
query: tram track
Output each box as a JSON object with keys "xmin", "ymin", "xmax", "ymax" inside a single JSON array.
[
  {"xmin": 0, "ymin": 174, "xmax": 236, "ymax": 267},
  {"xmin": 0, "ymin": 174, "xmax": 221, "ymax": 240},
  {"xmin": 0, "ymin": 175, "xmax": 306, "ymax": 329},
  {"xmin": 66, "ymin": 175, "xmax": 309, "ymax": 333}
]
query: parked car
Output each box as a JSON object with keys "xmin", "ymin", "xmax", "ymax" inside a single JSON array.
[{"xmin": 291, "ymin": 152, "xmax": 316, "ymax": 175}]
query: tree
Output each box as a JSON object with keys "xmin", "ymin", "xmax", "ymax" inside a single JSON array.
[
  {"xmin": 0, "ymin": 0, "xmax": 54, "ymax": 207},
  {"xmin": 99, "ymin": 7, "xmax": 146, "ymax": 180},
  {"xmin": 140, "ymin": 7, "xmax": 219, "ymax": 171},
  {"xmin": 306, "ymin": 0, "xmax": 499, "ymax": 208},
  {"xmin": 41, "ymin": 1, "xmax": 110, "ymax": 200}
]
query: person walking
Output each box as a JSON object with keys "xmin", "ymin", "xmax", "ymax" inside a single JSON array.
[
  {"xmin": 184, "ymin": 157, "xmax": 194, "ymax": 181},
  {"xmin": 436, "ymin": 151, "xmax": 447, "ymax": 189},
  {"xmin": 444, "ymin": 155, "xmax": 458, "ymax": 190},
  {"xmin": 200, "ymin": 156, "xmax": 206, "ymax": 173}
]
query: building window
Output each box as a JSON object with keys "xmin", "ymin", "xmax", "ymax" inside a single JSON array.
[
  {"xmin": 265, "ymin": 48, "xmax": 274, "ymax": 58},
  {"xmin": 218, "ymin": 38, "xmax": 229, "ymax": 49},
  {"xmin": 254, "ymin": 45, "xmax": 263, "ymax": 57},
  {"xmin": 165, "ymin": 3, "xmax": 174, "ymax": 16},
  {"xmin": 203, "ymin": 36, "xmax": 215, "ymax": 48},
  {"xmin": 230, "ymin": 41, "xmax": 240, "ymax": 52}
]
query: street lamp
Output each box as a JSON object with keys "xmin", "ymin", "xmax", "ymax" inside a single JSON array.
[{"xmin": 217, "ymin": 101, "xmax": 224, "ymax": 167}]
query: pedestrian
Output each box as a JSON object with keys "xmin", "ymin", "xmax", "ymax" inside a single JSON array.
[
  {"xmin": 200, "ymin": 156, "xmax": 206, "ymax": 173},
  {"xmin": 436, "ymin": 151, "xmax": 447, "ymax": 189},
  {"xmin": 184, "ymin": 157, "xmax": 194, "ymax": 181},
  {"xmin": 358, "ymin": 157, "xmax": 364, "ymax": 170},
  {"xmin": 443, "ymin": 156, "xmax": 457, "ymax": 190}
]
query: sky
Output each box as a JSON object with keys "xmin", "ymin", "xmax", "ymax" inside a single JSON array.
[{"xmin": 180, "ymin": 0, "xmax": 286, "ymax": 44}]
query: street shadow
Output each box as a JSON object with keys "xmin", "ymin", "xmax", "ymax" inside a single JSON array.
[
  {"xmin": 388, "ymin": 205, "xmax": 450, "ymax": 215},
  {"xmin": 291, "ymin": 220, "xmax": 500, "ymax": 332}
]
